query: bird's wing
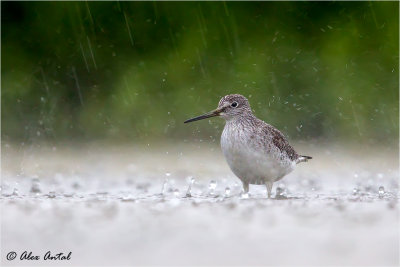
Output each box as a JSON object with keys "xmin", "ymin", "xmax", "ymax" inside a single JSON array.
[{"xmin": 262, "ymin": 124, "xmax": 299, "ymax": 161}]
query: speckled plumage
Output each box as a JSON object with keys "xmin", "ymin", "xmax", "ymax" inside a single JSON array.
[{"xmin": 185, "ymin": 94, "xmax": 311, "ymax": 198}]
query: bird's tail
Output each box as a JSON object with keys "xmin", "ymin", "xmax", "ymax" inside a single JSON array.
[{"xmin": 296, "ymin": 155, "xmax": 312, "ymax": 164}]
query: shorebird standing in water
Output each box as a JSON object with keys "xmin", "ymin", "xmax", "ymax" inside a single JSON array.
[{"xmin": 184, "ymin": 94, "xmax": 311, "ymax": 198}]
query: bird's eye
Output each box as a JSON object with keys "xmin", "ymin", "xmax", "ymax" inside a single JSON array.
[{"xmin": 231, "ymin": 102, "xmax": 238, "ymax": 108}]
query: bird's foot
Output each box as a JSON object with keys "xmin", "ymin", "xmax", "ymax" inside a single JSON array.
[{"xmin": 240, "ymin": 192, "xmax": 250, "ymax": 199}]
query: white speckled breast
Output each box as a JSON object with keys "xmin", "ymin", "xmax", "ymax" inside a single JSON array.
[{"xmin": 221, "ymin": 119, "xmax": 295, "ymax": 185}]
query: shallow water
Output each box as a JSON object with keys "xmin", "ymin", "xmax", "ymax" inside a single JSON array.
[{"xmin": 1, "ymin": 142, "xmax": 399, "ymax": 266}]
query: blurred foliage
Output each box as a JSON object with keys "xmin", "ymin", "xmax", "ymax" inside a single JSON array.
[{"xmin": 1, "ymin": 1, "xmax": 398, "ymax": 144}]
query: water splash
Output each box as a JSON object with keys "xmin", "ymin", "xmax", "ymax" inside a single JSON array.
[
  {"xmin": 161, "ymin": 180, "xmax": 168, "ymax": 195},
  {"xmin": 378, "ymin": 186, "xmax": 385, "ymax": 198},
  {"xmin": 352, "ymin": 187, "xmax": 360, "ymax": 195},
  {"xmin": 173, "ymin": 189, "xmax": 180, "ymax": 197},
  {"xmin": 121, "ymin": 195, "xmax": 136, "ymax": 202},
  {"xmin": 241, "ymin": 192, "xmax": 249, "ymax": 199},
  {"xmin": 185, "ymin": 176, "xmax": 195, "ymax": 197},
  {"xmin": 12, "ymin": 188, "xmax": 19, "ymax": 196},
  {"xmin": 161, "ymin": 173, "xmax": 171, "ymax": 195},
  {"xmin": 276, "ymin": 184, "xmax": 287, "ymax": 199},
  {"xmin": 208, "ymin": 180, "xmax": 217, "ymax": 195},
  {"xmin": 30, "ymin": 178, "xmax": 41, "ymax": 194},
  {"xmin": 224, "ymin": 187, "xmax": 231, "ymax": 197}
]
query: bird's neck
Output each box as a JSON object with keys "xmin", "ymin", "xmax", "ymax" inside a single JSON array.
[{"xmin": 224, "ymin": 112, "xmax": 257, "ymax": 125}]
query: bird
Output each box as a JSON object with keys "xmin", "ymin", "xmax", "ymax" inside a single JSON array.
[{"xmin": 184, "ymin": 94, "xmax": 311, "ymax": 198}]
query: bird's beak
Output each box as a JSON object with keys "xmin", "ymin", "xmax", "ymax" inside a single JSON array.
[{"xmin": 184, "ymin": 107, "xmax": 223, "ymax": 123}]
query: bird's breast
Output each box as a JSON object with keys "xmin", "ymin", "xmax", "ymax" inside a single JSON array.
[{"xmin": 220, "ymin": 122, "xmax": 294, "ymax": 183}]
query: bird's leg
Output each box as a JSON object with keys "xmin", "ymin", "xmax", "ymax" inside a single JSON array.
[
  {"xmin": 243, "ymin": 182, "xmax": 249, "ymax": 193},
  {"xmin": 265, "ymin": 181, "xmax": 273, "ymax": 198},
  {"xmin": 241, "ymin": 181, "xmax": 250, "ymax": 198}
]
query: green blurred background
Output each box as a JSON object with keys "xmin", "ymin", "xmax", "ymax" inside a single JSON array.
[{"xmin": 2, "ymin": 1, "xmax": 398, "ymax": 145}]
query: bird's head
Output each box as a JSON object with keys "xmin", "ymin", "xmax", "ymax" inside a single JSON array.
[{"xmin": 184, "ymin": 94, "xmax": 252, "ymax": 123}]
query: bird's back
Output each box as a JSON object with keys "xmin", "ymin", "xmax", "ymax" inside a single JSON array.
[{"xmin": 260, "ymin": 121, "xmax": 299, "ymax": 162}]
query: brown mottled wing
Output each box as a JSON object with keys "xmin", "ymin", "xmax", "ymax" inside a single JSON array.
[{"xmin": 264, "ymin": 125, "xmax": 298, "ymax": 161}]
